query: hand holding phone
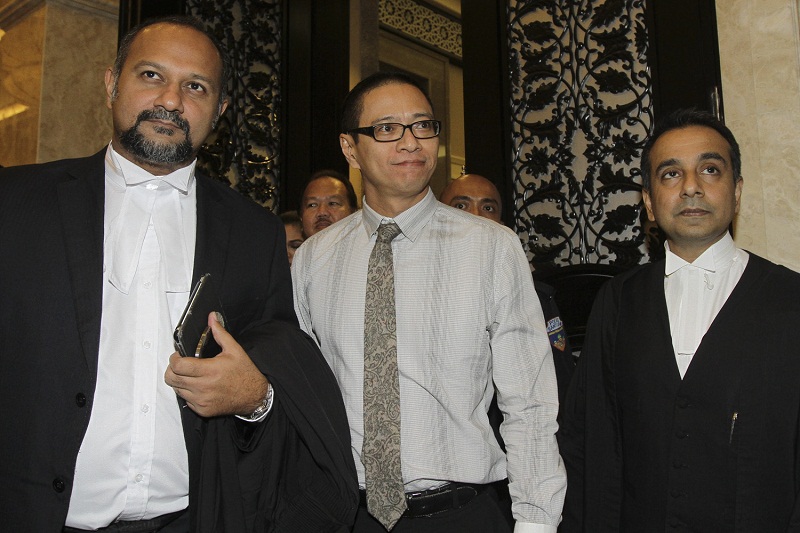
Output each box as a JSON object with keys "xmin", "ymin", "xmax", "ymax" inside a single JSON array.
[{"xmin": 174, "ymin": 273, "xmax": 227, "ymax": 358}]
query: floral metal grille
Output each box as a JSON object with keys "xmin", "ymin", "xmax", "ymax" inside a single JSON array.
[
  {"xmin": 186, "ymin": 0, "xmax": 282, "ymax": 209},
  {"xmin": 508, "ymin": 0, "xmax": 655, "ymax": 270}
]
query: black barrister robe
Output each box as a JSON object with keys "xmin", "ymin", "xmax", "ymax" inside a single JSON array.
[
  {"xmin": 0, "ymin": 150, "xmax": 357, "ymax": 532},
  {"xmin": 558, "ymin": 254, "xmax": 800, "ymax": 532},
  {"xmin": 192, "ymin": 321, "xmax": 358, "ymax": 532}
]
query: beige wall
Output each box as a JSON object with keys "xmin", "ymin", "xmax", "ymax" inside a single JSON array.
[
  {"xmin": 0, "ymin": 0, "xmax": 117, "ymax": 166},
  {"xmin": 717, "ymin": 0, "xmax": 800, "ymax": 272},
  {"xmin": 38, "ymin": 1, "xmax": 117, "ymax": 162},
  {"xmin": 0, "ymin": 4, "xmax": 44, "ymax": 166}
]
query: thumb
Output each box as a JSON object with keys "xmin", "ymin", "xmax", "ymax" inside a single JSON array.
[{"xmin": 208, "ymin": 311, "xmax": 235, "ymax": 352}]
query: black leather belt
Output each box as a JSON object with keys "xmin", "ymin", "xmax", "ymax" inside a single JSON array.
[{"xmin": 359, "ymin": 482, "xmax": 488, "ymax": 518}]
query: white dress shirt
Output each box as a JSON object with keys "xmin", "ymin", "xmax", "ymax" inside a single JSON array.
[
  {"xmin": 664, "ymin": 233, "xmax": 748, "ymax": 378},
  {"xmin": 292, "ymin": 189, "xmax": 566, "ymax": 532},
  {"xmin": 65, "ymin": 145, "xmax": 196, "ymax": 528}
]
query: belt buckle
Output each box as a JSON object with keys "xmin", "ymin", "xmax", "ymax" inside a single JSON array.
[
  {"xmin": 405, "ymin": 482, "xmax": 450, "ymax": 502},
  {"xmin": 405, "ymin": 482, "xmax": 481, "ymax": 518}
]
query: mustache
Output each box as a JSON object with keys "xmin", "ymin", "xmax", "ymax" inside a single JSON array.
[{"xmin": 135, "ymin": 108, "xmax": 190, "ymax": 135}]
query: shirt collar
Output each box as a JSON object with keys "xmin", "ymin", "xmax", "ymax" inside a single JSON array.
[
  {"xmin": 664, "ymin": 232, "xmax": 737, "ymax": 276},
  {"xmin": 106, "ymin": 143, "xmax": 196, "ymax": 194},
  {"xmin": 361, "ymin": 188, "xmax": 438, "ymax": 242}
]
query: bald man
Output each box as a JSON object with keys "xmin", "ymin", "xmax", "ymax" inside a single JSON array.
[
  {"xmin": 440, "ymin": 174, "xmax": 502, "ymax": 223},
  {"xmin": 439, "ymin": 173, "xmax": 575, "ymax": 406}
]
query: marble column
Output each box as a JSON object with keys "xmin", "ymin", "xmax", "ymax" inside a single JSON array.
[
  {"xmin": 0, "ymin": 0, "xmax": 117, "ymax": 166},
  {"xmin": 716, "ymin": 0, "xmax": 800, "ymax": 272}
]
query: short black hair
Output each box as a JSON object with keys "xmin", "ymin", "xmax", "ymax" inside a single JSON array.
[
  {"xmin": 299, "ymin": 169, "xmax": 358, "ymax": 213},
  {"xmin": 112, "ymin": 15, "xmax": 231, "ymax": 109},
  {"xmin": 641, "ymin": 108, "xmax": 741, "ymax": 190},
  {"xmin": 340, "ymin": 71, "xmax": 434, "ymax": 143}
]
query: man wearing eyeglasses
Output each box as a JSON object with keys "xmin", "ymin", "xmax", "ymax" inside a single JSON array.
[{"xmin": 292, "ymin": 72, "xmax": 565, "ymax": 533}]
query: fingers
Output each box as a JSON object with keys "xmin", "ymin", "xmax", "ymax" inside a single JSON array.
[
  {"xmin": 208, "ymin": 311, "xmax": 236, "ymax": 352},
  {"xmin": 166, "ymin": 350, "xmax": 205, "ymax": 378},
  {"xmin": 164, "ymin": 318, "xmax": 269, "ymax": 417}
]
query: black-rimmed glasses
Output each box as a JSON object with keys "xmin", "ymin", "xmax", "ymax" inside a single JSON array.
[{"xmin": 347, "ymin": 120, "xmax": 441, "ymax": 142}]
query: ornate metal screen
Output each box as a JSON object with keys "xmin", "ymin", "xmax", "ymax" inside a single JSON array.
[
  {"xmin": 508, "ymin": 0, "xmax": 656, "ymax": 270},
  {"xmin": 187, "ymin": 0, "xmax": 282, "ymax": 210}
]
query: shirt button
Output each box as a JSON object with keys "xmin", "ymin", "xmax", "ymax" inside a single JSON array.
[
  {"xmin": 144, "ymin": 281, "xmax": 152, "ymax": 289},
  {"xmin": 135, "ymin": 474, "xmax": 144, "ymax": 483},
  {"xmin": 52, "ymin": 478, "xmax": 66, "ymax": 493},
  {"xmin": 141, "ymin": 404, "xmax": 150, "ymax": 414},
  {"xmin": 676, "ymin": 397, "xmax": 690, "ymax": 409},
  {"xmin": 675, "ymin": 430, "xmax": 689, "ymax": 439},
  {"xmin": 75, "ymin": 393, "xmax": 86, "ymax": 407},
  {"xmin": 143, "ymin": 341, "xmax": 152, "ymax": 350}
]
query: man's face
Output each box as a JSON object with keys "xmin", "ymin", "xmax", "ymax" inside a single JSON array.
[
  {"xmin": 301, "ymin": 177, "xmax": 354, "ymax": 237},
  {"xmin": 339, "ymin": 82, "xmax": 438, "ymax": 214},
  {"xmin": 643, "ymin": 125, "xmax": 743, "ymax": 262},
  {"xmin": 284, "ymin": 223, "xmax": 304, "ymax": 265},
  {"xmin": 440, "ymin": 174, "xmax": 502, "ymax": 223},
  {"xmin": 105, "ymin": 23, "xmax": 228, "ymax": 175}
]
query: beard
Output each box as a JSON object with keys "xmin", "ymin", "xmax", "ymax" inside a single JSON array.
[{"xmin": 118, "ymin": 108, "xmax": 195, "ymax": 166}]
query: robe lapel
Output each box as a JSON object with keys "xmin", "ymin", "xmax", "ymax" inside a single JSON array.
[
  {"xmin": 682, "ymin": 255, "xmax": 766, "ymax": 383},
  {"xmin": 645, "ymin": 260, "xmax": 684, "ymax": 383},
  {"xmin": 55, "ymin": 152, "xmax": 106, "ymax": 376},
  {"xmin": 191, "ymin": 176, "xmax": 232, "ymax": 288},
  {"xmin": 180, "ymin": 175, "xmax": 233, "ymax": 450}
]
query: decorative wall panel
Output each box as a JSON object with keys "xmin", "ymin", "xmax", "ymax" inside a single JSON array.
[
  {"xmin": 508, "ymin": 0, "xmax": 655, "ymax": 270},
  {"xmin": 379, "ymin": 0, "xmax": 462, "ymax": 60},
  {"xmin": 187, "ymin": 0, "xmax": 282, "ymax": 209}
]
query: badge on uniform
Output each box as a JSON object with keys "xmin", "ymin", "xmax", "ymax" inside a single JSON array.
[{"xmin": 547, "ymin": 316, "xmax": 566, "ymax": 352}]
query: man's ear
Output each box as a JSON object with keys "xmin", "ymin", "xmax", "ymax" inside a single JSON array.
[
  {"xmin": 104, "ymin": 68, "xmax": 115, "ymax": 110},
  {"xmin": 734, "ymin": 177, "xmax": 743, "ymax": 214},
  {"xmin": 642, "ymin": 189, "xmax": 656, "ymax": 223},
  {"xmin": 340, "ymin": 134, "xmax": 360, "ymax": 169},
  {"xmin": 218, "ymin": 98, "xmax": 229, "ymax": 119},
  {"xmin": 212, "ymin": 98, "xmax": 229, "ymax": 129}
]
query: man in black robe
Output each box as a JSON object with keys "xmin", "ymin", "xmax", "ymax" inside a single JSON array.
[
  {"xmin": 0, "ymin": 16, "xmax": 356, "ymax": 532},
  {"xmin": 559, "ymin": 109, "xmax": 800, "ymax": 532}
]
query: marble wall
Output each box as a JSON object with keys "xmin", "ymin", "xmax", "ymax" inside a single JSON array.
[
  {"xmin": 0, "ymin": 0, "xmax": 117, "ymax": 166},
  {"xmin": 38, "ymin": 1, "xmax": 117, "ymax": 162},
  {"xmin": 0, "ymin": 3, "xmax": 43, "ymax": 166},
  {"xmin": 716, "ymin": 0, "xmax": 800, "ymax": 272}
]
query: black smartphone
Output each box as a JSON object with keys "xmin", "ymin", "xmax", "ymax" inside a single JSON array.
[{"xmin": 173, "ymin": 273, "xmax": 226, "ymax": 358}]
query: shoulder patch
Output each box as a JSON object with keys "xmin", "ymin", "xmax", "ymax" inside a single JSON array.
[{"xmin": 546, "ymin": 316, "xmax": 566, "ymax": 352}]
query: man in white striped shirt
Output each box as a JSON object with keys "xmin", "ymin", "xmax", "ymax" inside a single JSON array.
[{"xmin": 292, "ymin": 71, "xmax": 566, "ymax": 533}]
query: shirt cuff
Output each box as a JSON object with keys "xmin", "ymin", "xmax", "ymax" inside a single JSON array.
[
  {"xmin": 514, "ymin": 522, "xmax": 558, "ymax": 533},
  {"xmin": 235, "ymin": 383, "xmax": 274, "ymax": 423}
]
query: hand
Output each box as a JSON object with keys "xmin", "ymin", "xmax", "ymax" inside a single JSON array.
[{"xmin": 165, "ymin": 312, "xmax": 270, "ymax": 417}]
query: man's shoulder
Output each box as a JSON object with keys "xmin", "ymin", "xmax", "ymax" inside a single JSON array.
[
  {"xmin": 743, "ymin": 252, "xmax": 800, "ymax": 294},
  {"xmin": 303, "ymin": 210, "xmax": 363, "ymax": 249},
  {"xmin": 195, "ymin": 172, "xmax": 279, "ymax": 226},
  {"xmin": 434, "ymin": 202, "xmax": 519, "ymax": 240},
  {"xmin": 0, "ymin": 151, "xmax": 105, "ymax": 209},
  {"xmin": 590, "ymin": 261, "xmax": 662, "ymax": 309},
  {"xmin": 292, "ymin": 211, "xmax": 363, "ymax": 275},
  {"xmin": 0, "ymin": 151, "xmax": 104, "ymax": 185}
]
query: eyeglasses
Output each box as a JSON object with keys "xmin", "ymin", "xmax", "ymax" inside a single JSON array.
[{"xmin": 347, "ymin": 120, "xmax": 441, "ymax": 142}]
